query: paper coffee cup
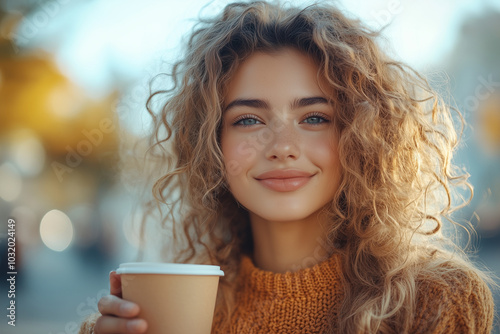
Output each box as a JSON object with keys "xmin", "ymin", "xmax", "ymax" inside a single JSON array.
[{"xmin": 116, "ymin": 262, "xmax": 224, "ymax": 334}]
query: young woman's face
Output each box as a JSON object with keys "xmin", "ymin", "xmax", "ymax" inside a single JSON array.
[{"xmin": 220, "ymin": 48, "xmax": 341, "ymax": 222}]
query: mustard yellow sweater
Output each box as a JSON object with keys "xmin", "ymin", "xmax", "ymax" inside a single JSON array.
[{"xmin": 79, "ymin": 254, "xmax": 495, "ymax": 333}]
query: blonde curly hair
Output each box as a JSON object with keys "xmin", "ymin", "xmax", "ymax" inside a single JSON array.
[{"xmin": 130, "ymin": 1, "xmax": 494, "ymax": 332}]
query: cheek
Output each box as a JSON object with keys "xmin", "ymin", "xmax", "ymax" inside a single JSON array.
[
  {"xmin": 221, "ymin": 132, "xmax": 257, "ymax": 178},
  {"xmin": 307, "ymin": 135, "xmax": 341, "ymax": 174}
]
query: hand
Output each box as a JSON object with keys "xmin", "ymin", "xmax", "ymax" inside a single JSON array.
[{"xmin": 94, "ymin": 271, "xmax": 148, "ymax": 333}]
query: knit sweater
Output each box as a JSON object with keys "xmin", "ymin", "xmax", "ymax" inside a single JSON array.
[{"xmin": 79, "ymin": 253, "xmax": 495, "ymax": 334}]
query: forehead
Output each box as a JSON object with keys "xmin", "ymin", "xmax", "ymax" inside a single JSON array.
[{"xmin": 223, "ymin": 48, "xmax": 328, "ymax": 104}]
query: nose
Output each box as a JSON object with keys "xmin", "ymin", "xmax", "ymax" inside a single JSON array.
[{"xmin": 265, "ymin": 122, "xmax": 300, "ymax": 161}]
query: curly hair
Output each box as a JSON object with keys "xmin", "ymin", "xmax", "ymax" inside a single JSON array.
[{"xmin": 131, "ymin": 0, "xmax": 493, "ymax": 332}]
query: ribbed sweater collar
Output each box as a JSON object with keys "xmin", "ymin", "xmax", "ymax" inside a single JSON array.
[{"xmin": 238, "ymin": 253, "xmax": 343, "ymax": 298}]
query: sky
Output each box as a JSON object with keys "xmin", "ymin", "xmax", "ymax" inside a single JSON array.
[
  {"xmin": 11, "ymin": 0, "xmax": 500, "ymax": 134},
  {"xmin": 12, "ymin": 0, "xmax": 499, "ymax": 92},
  {"xmin": 12, "ymin": 0, "xmax": 500, "ymax": 94},
  {"xmin": 336, "ymin": 0, "xmax": 500, "ymax": 69}
]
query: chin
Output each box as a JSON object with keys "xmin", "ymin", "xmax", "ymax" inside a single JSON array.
[{"xmin": 251, "ymin": 208, "xmax": 317, "ymax": 223}]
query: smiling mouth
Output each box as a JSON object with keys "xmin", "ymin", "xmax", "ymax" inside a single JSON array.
[{"xmin": 256, "ymin": 175, "xmax": 314, "ymax": 192}]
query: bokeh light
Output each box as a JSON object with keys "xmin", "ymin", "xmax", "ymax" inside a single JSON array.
[
  {"xmin": 8, "ymin": 128, "xmax": 46, "ymax": 176},
  {"xmin": 39, "ymin": 209, "xmax": 74, "ymax": 251}
]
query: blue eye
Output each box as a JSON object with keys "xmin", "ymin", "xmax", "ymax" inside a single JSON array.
[
  {"xmin": 304, "ymin": 116, "xmax": 324, "ymax": 124},
  {"xmin": 302, "ymin": 114, "xmax": 329, "ymax": 125},
  {"xmin": 233, "ymin": 117, "xmax": 262, "ymax": 127}
]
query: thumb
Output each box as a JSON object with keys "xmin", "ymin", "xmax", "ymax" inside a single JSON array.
[{"xmin": 109, "ymin": 270, "xmax": 122, "ymax": 298}]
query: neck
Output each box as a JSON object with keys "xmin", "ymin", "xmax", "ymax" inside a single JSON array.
[{"xmin": 249, "ymin": 212, "xmax": 333, "ymax": 273}]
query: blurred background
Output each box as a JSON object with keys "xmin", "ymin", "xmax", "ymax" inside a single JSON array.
[{"xmin": 0, "ymin": 0, "xmax": 499, "ymax": 333}]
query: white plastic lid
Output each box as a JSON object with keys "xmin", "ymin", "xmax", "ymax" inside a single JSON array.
[{"xmin": 116, "ymin": 262, "xmax": 224, "ymax": 276}]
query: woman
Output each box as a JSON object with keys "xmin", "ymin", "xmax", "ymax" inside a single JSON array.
[{"xmin": 80, "ymin": 1, "xmax": 495, "ymax": 333}]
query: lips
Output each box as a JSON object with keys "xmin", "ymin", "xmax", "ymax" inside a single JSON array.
[{"xmin": 255, "ymin": 169, "xmax": 314, "ymax": 192}]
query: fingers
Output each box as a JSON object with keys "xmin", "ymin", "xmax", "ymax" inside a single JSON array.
[
  {"xmin": 109, "ymin": 271, "xmax": 122, "ymax": 297},
  {"xmin": 96, "ymin": 271, "xmax": 147, "ymax": 333},
  {"xmin": 94, "ymin": 316, "xmax": 147, "ymax": 334},
  {"xmin": 98, "ymin": 295, "xmax": 140, "ymax": 318},
  {"xmin": 95, "ymin": 271, "xmax": 147, "ymax": 333}
]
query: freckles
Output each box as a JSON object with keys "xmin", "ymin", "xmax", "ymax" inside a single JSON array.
[
  {"xmin": 225, "ymin": 129, "xmax": 272, "ymax": 164},
  {"xmin": 256, "ymin": 128, "xmax": 274, "ymax": 146}
]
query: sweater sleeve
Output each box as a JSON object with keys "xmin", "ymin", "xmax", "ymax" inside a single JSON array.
[
  {"xmin": 410, "ymin": 267, "xmax": 495, "ymax": 334},
  {"xmin": 78, "ymin": 312, "xmax": 100, "ymax": 334}
]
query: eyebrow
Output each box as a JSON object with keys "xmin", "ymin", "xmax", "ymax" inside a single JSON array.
[{"xmin": 223, "ymin": 96, "xmax": 329, "ymax": 113}]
